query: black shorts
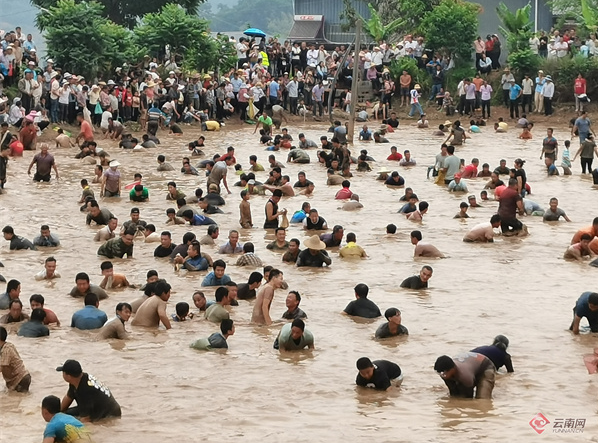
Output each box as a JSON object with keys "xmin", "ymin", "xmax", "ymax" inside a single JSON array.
[
  {"xmin": 401, "ymin": 87, "xmax": 409, "ymax": 97},
  {"xmin": 33, "ymin": 173, "xmax": 51, "ymax": 182}
]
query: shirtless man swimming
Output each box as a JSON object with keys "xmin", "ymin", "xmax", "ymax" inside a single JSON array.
[{"xmin": 410, "ymin": 230, "xmax": 445, "ymax": 258}]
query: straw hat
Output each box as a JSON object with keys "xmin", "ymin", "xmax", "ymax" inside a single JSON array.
[
  {"xmin": 203, "ymin": 74, "xmax": 212, "ymax": 80},
  {"xmin": 98, "ymin": 81, "xmax": 107, "ymax": 86},
  {"xmin": 377, "ymin": 168, "xmax": 391, "ymax": 174},
  {"xmin": 444, "ymin": 120, "xmax": 452, "ymax": 126},
  {"xmin": 414, "ymin": 84, "xmax": 421, "ymax": 89},
  {"xmin": 303, "ymin": 235, "xmax": 326, "ymax": 250}
]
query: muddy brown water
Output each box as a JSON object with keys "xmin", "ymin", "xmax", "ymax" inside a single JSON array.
[{"xmin": 1, "ymin": 117, "xmax": 597, "ymax": 442}]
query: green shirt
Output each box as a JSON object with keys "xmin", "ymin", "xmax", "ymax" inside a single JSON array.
[
  {"xmin": 258, "ymin": 116, "xmax": 273, "ymax": 127},
  {"xmin": 204, "ymin": 303, "xmax": 229, "ymax": 323},
  {"xmin": 129, "ymin": 187, "xmax": 149, "ymax": 201},
  {"xmin": 97, "ymin": 238, "xmax": 133, "ymax": 258}
]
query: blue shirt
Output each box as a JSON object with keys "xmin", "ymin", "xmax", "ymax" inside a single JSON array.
[
  {"xmin": 269, "ymin": 81, "xmax": 280, "ymax": 98},
  {"xmin": 535, "ymin": 77, "xmax": 545, "ymax": 94},
  {"xmin": 183, "ymin": 255, "xmax": 209, "ymax": 271},
  {"xmin": 201, "ymin": 272, "xmax": 232, "ymax": 287},
  {"xmin": 44, "ymin": 412, "xmax": 87, "ymax": 442},
  {"xmin": 448, "ymin": 180, "xmax": 468, "ymax": 192},
  {"xmin": 470, "ymin": 345, "xmax": 509, "ymax": 370},
  {"xmin": 359, "ymin": 129, "xmax": 372, "ymax": 140},
  {"xmin": 290, "ymin": 209, "xmax": 307, "ymax": 223},
  {"xmin": 71, "ymin": 306, "xmax": 108, "ymax": 330},
  {"xmin": 18, "ymin": 321, "xmax": 50, "ymax": 337},
  {"xmin": 231, "ymin": 77, "xmax": 243, "ymax": 93},
  {"xmin": 0, "ymin": 292, "xmax": 12, "ymax": 310},
  {"xmin": 574, "ymin": 292, "xmax": 598, "ymax": 323},
  {"xmin": 509, "ymin": 84, "xmax": 522, "ymax": 100},
  {"xmin": 190, "ymin": 214, "xmax": 216, "ymax": 226}
]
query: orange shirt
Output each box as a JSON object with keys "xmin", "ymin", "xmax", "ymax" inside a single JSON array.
[
  {"xmin": 472, "ymin": 77, "xmax": 484, "ymax": 92},
  {"xmin": 571, "ymin": 226, "xmax": 598, "ymax": 244},
  {"xmin": 81, "ymin": 120, "xmax": 94, "ymax": 141}
]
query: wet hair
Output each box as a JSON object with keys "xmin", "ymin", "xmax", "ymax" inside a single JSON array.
[
  {"xmin": 410, "ymin": 230, "xmax": 422, "ymax": 241},
  {"xmin": 247, "ymin": 272, "xmax": 263, "ymax": 285},
  {"xmin": 291, "ymin": 318, "xmax": 305, "ymax": 331},
  {"xmin": 243, "ymin": 242, "xmax": 254, "ymax": 253},
  {"xmin": 100, "ymin": 261, "xmax": 113, "ymax": 271},
  {"xmin": 116, "ymin": 302, "xmax": 132, "ymax": 313},
  {"xmin": 215, "ymin": 286, "xmax": 229, "ymax": 302},
  {"xmin": 384, "ymin": 307, "xmax": 400, "ymax": 320},
  {"xmin": 182, "ymin": 210, "xmax": 194, "ymax": 219},
  {"xmin": 158, "ymin": 155, "xmax": 166, "ymax": 162},
  {"xmin": 213, "ymin": 259, "xmax": 226, "ymax": 270},
  {"xmin": 356, "ymin": 357, "xmax": 373, "ymax": 370},
  {"xmin": 493, "ymin": 334, "xmax": 509, "ymax": 351},
  {"xmin": 31, "ymin": 308, "xmax": 46, "ymax": 322},
  {"xmin": 134, "ymin": 184, "xmax": 144, "ymax": 192},
  {"xmin": 183, "ymin": 232, "xmax": 196, "ymax": 243},
  {"xmin": 434, "ymin": 355, "xmax": 456, "ymax": 372},
  {"xmin": 75, "ymin": 272, "xmax": 89, "ymax": 283},
  {"xmin": 0, "ymin": 326, "xmax": 7, "ymax": 341},
  {"xmin": 154, "ymin": 281, "xmax": 171, "ymax": 297},
  {"xmin": 460, "ymin": 202, "xmax": 469, "ymax": 209},
  {"xmin": 220, "ymin": 318, "xmax": 234, "ymax": 335},
  {"xmin": 447, "ymin": 145, "xmax": 455, "ymax": 155},
  {"xmin": 588, "ymin": 293, "xmax": 598, "ymax": 305},
  {"xmin": 422, "ymin": 265, "xmax": 433, "ymax": 272},
  {"xmin": 342, "ymin": 180, "xmax": 350, "ymax": 188},
  {"xmin": 9, "ymin": 299, "xmax": 22, "ymax": 309},
  {"xmin": 272, "ymin": 189, "xmax": 283, "ymax": 197},
  {"xmin": 84, "ymin": 293, "xmax": 99, "ymax": 306},
  {"xmin": 581, "ymin": 234, "xmax": 592, "ymax": 241},
  {"xmin": 166, "ymin": 208, "xmax": 176, "ymax": 215},
  {"xmin": 207, "ymin": 225, "xmax": 219, "ymax": 236},
  {"xmin": 289, "ymin": 238, "xmax": 300, "ymax": 246},
  {"xmin": 354, "ymin": 283, "xmax": 369, "ymax": 298},
  {"xmin": 176, "ymin": 302, "xmax": 190, "ymax": 317},
  {"xmin": 267, "ymin": 268, "xmax": 282, "ymax": 281},
  {"xmin": 30, "ymin": 293, "xmax": 45, "ymax": 305},
  {"xmin": 147, "ymin": 270, "xmax": 158, "ymax": 279},
  {"xmin": 419, "ymin": 201, "xmax": 429, "ymax": 211},
  {"xmin": 2, "ymin": 226, "xmax": 14, "ymax": 235},
  {"xmin": 42, "ymin": 395, "xmax": 62, "ymax": 415},
  {"xmin": 346, "ymin": 232, "xmax": 356, "ymax": 243}
]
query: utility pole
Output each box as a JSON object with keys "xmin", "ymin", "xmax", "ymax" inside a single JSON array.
[{"xmin": 347, "ymin": 19, "xmax": 361, "ymax": 144}]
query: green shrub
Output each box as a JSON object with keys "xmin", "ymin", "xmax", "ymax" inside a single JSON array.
[
  {"xmin": 539, "ymin": 56, "xmax": 598, "ymax": 102},
  {"xmin": 389, "ymin": 58, "xmax": 432, "ymax": 92},
  {"xmin": 507, "ymin": 49, "xmax": 541, "ymax": 78}
]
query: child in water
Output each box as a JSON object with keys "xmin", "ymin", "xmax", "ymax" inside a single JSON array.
[{"xmin": 561, "ymin": 140, "xmax": 572, "ymax": 175}]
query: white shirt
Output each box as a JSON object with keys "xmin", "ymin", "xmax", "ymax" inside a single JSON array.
[
  {"xmin": 101, "ymin": 110, "xmax": 112, "ymax": 129},
  {"xmin": 529, "ymin": 37, "xmax": 539, "ymax": 53},
  {"xmin": 371, "ymin": 51, "xmax": 383, "ymax": 65},
  {"xmin": 543, "ymin": 81, "xmax": 555, "ymax": 99},
  {"xmin": 307, "ymin": 49, "xmax": 319, "ymax": 67},
  {"xmin": 521, "ymin": 78, "xmax": 534, "ymax": 95}
]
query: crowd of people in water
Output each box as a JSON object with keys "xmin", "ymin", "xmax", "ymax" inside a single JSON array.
[{"xmin": 2, "ymin": 26, "xmax": 598, "ymax": 442}]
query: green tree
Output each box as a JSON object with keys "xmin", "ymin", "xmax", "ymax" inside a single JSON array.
[
  {"xmin": 362, "ymin": 3, "xmax": 406, "ymax": 41},
  {"xmin": 341, "ymin": 0, "xmax": 440, "ymax": 35},
  {"xmin": 496, "ymin": 3, "xmax": 540, "ymax": 74},
  {"xmin": 418, "ymin": 0, "xmax": 480, "ymax": 64},
  {"xmin": 496, "ymin": 2, "xmax": 534, "ymax": 53},
  {"xmin": 36, "ymin": 0, "xmax": 137, "ymax": 79},
  {"xmin": 135, "ymin": 4, "xmax": 233, "ymax": 72},
  {"xmin": 31, "ymin": 0, "xmax": 205, "ymax": 29},
  {"xmin": 549, "ymin": 0, "xmax": 598, "ymax": 34}
]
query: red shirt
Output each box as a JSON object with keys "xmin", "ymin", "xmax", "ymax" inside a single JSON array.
[
  {"xmin": 485, "ymin": 40, "xmax": 494, "ymax": 52},
  {"xmin": 387, "ymin": 152, "xmax": 403, "ymax": 161},
  {"xmin": 498, "ymin": 187, "xmax": 521, "ymax": 219},
  {"xmin": 81, "ymin": 120, "xmax": 94, "ymax": 141},
  {"xmin": 574, "ymin": 78, "xmax": 586, "ymax": 95},
  {"xmin": 335, "ymin": 188, "xmax": 353, "ymax": 200},
  {"xmin": 461, "ymin": 164, "xmax": 478, "ymax": 178}
]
